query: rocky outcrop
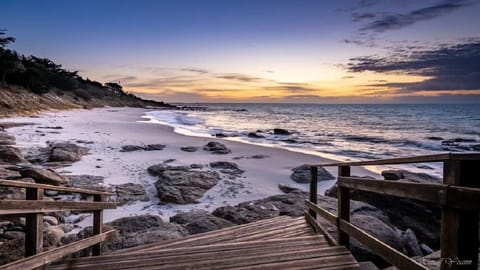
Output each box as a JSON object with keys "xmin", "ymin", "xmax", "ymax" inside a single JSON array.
[
  {"xmin": 381, "ymin": 170, "xmax": 440, "ymax": 183},
  {"xmin": 170, "ymin": 210, "xmax": 235, "ymax": 234},
  {"xmin": 66, "ymin": 175, "xmax": 109, "ymax": 192},
  {"xmin": 48, "ymin": 142, "xmax": 89, "ymax": 162},
  {"xmin": 155, "ymin": 169, "xmax": 220, "ymax": 204},
  {"xmin": 0, "ymin": 133, "xmax": 15, "ymax": 146},
  {"xmin": 114, "ymin": 183, "xmax": 149, "ymax": 206},
  {"xmin": 290, "ymin": 164, "xmax": 334, "ymax": 183},
  {"xmin": 203, "ymin": 142, "xmax": 231, "ymax": 154},
  {"xmin": 180, "ymin": 146, "xmax": 199, "ymax": 152},
  {"xmin": 147, "ymin": 164, "xmax": 190, "ymax": 176},
  {"xmin": 19, "ymin": 167, "xmax": 68, "ymax": 185},
  {"xmin": 402, "ymin": 228, "xmax": 423, "ymax": 257}
]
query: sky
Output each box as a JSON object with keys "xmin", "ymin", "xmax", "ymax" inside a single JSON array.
[{"xmin": 2, "ymin": 0, "xmax": 480, "ymax": 103}]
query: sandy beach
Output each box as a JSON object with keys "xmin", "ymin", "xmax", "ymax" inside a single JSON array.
[{"xmin": 3, "ymin": 107, "xmax": 377, "ymax": 228}]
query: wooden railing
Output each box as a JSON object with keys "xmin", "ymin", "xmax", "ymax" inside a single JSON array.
[
  {"xmin": 305, "ymin": 153, "xmax": 480, "ymax": 270},
  {"xmin": 0, "ymin": 179, "xmax": 117, "ymax": 270}
]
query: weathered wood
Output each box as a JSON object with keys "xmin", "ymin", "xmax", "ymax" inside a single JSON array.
[
  {"xmin": 441, "ymin": 160, "xmax": 480, "ymax": 270},
  {"xmin": 338, "ymin": 176, "xmax": 446, "ymax": 205},
  {"xmin": 309, "ymin": 166, "xmax": 318, "ymax": 218},
  {"xmin": 305, "ymin": 200, "xmax": 338, "ymax": 225},
  {"xmin": 319, "ymin": 153, "xmax": 452, "ymax": 167},
  {"xmin": 0, "ymin": 200, "xmax": 116, "ymax": 215},
  {"xmin": 337, "ymin": 165, "xmax": 350, "ymax": 248},
  {"xmin": 447, "ymin": 185, "xmax": 480, "ymax": 210},
  {"xmin": 0, "ymin": 179, "xmax": 114, "ymax": 196},
  {"xmin": 2, "ymin": 230, "xmax": 116, "ymax": 270},
  {"xmin": 25, "ymin": 187, "xmax": 43, "ymax": 257},
  {"xmin": 339, "ymin": 219, "xmax": 428, "ymax": 270},
  {"xmin": 305, "ymin": 210, "xmax": 337, "ymax": 246},
  {"xmin": 92, "ymin": 194, "xmax": 103, "ymax": 256}
]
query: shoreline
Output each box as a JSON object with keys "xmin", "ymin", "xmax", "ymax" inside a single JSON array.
[{"xmin": 2, "ymin": 107, "xmax": 378, "ymax": 227}]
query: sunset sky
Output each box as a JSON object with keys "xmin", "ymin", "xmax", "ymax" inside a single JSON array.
[{"xmin": 3, "ymin": 0, "xmax": 480, "ymax": 103}]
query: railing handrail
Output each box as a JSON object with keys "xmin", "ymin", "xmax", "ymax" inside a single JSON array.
[
  {"xmin": 0, "ymin": 180, "xmax": 117, "ymax": 269},
  {"xmin": 305, "ymin": 153, "xmax": 480, "ymax": 270},
  {"xmin": 315, "ymin": 152, "xmax": 480, "ymax": 167},
  {"xmin": 0, "ymin": 179, "xmax": 114, "ymax": 196}
]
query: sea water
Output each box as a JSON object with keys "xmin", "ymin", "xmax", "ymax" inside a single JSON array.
[{"xmin": 145, "ymin": 104, "xmax": 480, "ymax": 176}]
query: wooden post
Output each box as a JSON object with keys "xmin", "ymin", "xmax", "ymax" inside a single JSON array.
[
  {"xmin": 92, "ymin": 194, "xmax": 103, "ymax": 256},
  {"xmin": 441, "ymin": 159, "xmax": 479, "ymax": 270},
  {"xmin": 338, "ymin": 165, "xmax": 350, "ymax": 248},
  {"xmin": 25, "ymin": 187, "xmax": 43, "ymax": 257},
  {"xmin": 309, "ymin": 166, "xmax": 318, "ymax": 219}
]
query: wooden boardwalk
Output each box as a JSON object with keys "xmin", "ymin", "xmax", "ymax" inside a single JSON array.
[{"xmin": 48, "ymin": 216, "xmax": 360, "ymax": 270}]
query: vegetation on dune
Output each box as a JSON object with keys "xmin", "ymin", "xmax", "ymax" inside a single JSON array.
[{"xmin": 0, "ymin": 29, "xmax": 171, "ymax": 111}]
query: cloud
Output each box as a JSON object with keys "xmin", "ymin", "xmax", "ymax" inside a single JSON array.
[
  {"xmin": 348, "ymin": 40, "xmax": 480, "ymax": 91},
  {"xmin": 352, "ymin": 12, "xmax": 377, "ymax": 22},
  {"xmin": 180, "ymin": 68, "xmax": 209, "ymax": 74},
  {"xmin": 360, "ymin": 0, "xmax": 470, "ymax": 32},
  {"xmin": 216, "ymin": 73, "xmax": 266, "ymax": 83}
]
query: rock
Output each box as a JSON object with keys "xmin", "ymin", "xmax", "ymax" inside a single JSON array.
[
  {"xmin": 145, "ymin": 144, "xmax": 165, "ymax": 151},
  {"xmin": 43, "ymin": 216, "xmax": 59, "ymax": 226},
  {"xmin": 67, "ymin": 175, "xmax": 108, "ymax": 192},
  {"xmin": 114, "ymin": 183, "xmax": 149, "ymax": 206},
  {"xmin": 215, "ymin": 133, "xmax": 228, "ymax": 138},
  {"xmin": 19, "ymin": 167, "xmax": 68, "ymax": 185},
  {"xmin": 248, "ymin": 132, "xmax": 265, "ymax": 138},
  {"xmin": 38, "ymin": 126, "xmax": 63, "ymax": 129},
  {"xmin": 249, "ymin": 154, "xmax": 269, "ymax": 159},
  {"xmin": 420, "ymin": 243, "xmax": 434, "ymax": 256},
  {"xmin": 0, "ymin": 165, "xmax": 21, "ymax": 179},
  {"xmin": 120, "ymin": 145, "xmax": 144, "ymax": 152},
  {"xmin": 273, "ymin": 128, "xmax": 291, "ymax": 135},
  {"xmin": 43, "ymin": 225, "xmax": 65, "ymax": 248},
  {"xmin": 63, "ymin": 215, "xmax": 188, "ymax": 254},
  {"xmin": 209, "ymin": 161, "xmax": 244, "ymax": 175},
  {"xmin": 49, "ymin": 142, "xmax": 89, "ymax": 162},
  {"xmin": 181, "ymin": 146, "xmax": 199, "ymax": 152},
  {"xmin": 155, "ymin": 170, "xmax": 220, "ymax": 204},
  {"xmin": 4, "ymin": 231, "xmax": 25, "ymax": 240},
  {"xmin": 402, "ymin": 228, "xmax": 423, "ymax": 257},
  {"xmin": 203, "ymin": 142, "xmax": 231, "ymax": 154},
  {"xmin": 170, "ymin": 210, "xmax": 235, "ymax": 234},
  {"xmin": 0, "ymin": 146, "xmax": 24, "ymax": 163},
  {"xmin": 190, "ymin": 164, "xmax": 204, "ymax": 169},
  {"xmin": 381, "ymin": 170, "xmax": 440, "ymax": 183},
  {"xmin": 147, "ymin": 164, "xmax": 190, "ymax": 176},
  {"xmin": 290, "ymin": 165, "xmax": 334, "ymax": 183}
]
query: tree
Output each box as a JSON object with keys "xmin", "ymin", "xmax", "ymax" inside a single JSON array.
[{"xmin": 0, "ymin": 29, "xmax": 15, "ymax": 48}]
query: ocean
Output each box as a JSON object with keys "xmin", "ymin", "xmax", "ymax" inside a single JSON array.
[{"xmin": 144, "ymin": 104, "xmax": 480, "ymax": 176}]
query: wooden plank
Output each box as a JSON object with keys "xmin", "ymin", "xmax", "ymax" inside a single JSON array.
[
  {"xmin": 49, "ymin": 236, "xmax": 328, "ymax": 267},
  {"xmin": 0, "ymin": 200, "xmax": 117, "ymax": 215},
  {"xmin": 318, "ymin": 153, "xmax": 451, "ymax": 167},
  {"xmin": 25, "ymin": 187, "xmax": 43, "ymax": 257},
  {"xmin": 441, "ymin": 160, "xmax": 480, "ymax": 270},
  {"xmin": 92, "ymin": 194, "xmax": 103, "ymax": 256},
  {"xmin": 305, "ymin": 211, "xmax": 337, "ymax": 246},
  {"xmin": 2, "ymin": 230, "xmax": 116, "ymax": 270},
  {"xmin": 338, "ymin": 176, "xmax": 446, "ymax": 205},
  {"xmin": 309, "ymin": 166, "xmax": 318, "ymax": 218},
  {"xmin": 339, "ymin": 219, "xmax": 428, "ymax": 270},
  {"xmin": 447, "ymin": 185, "xmax": 480, "ymax": 210},
  {"xmin": 337, "ymin": 165, "xmax": 350, "ymax": 248},
  {"xmin": 49, "ymin": 238, "xmax": 329, "ymax": 269},
  {"xmin": 0, "ymin": 179, "xmax": 114, "ymax": 196},
  {"xmin": 305, "ymin": 200, "xmax": 338, "ymax": 224}
]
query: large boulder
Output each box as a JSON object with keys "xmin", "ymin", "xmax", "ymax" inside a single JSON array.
[
  {"xmin": 203, "ymin": 142, "xmax": 231, "ymax": 154},
  {"xmin": 155, "ymin": 170, "xmax": 220, "ymax": 204},
  {"xmin": 147, "ymin": 164, "xmax": 190, "ymax": 176},
  {"xmin": 273, "ymin": 128, "xmax": 291, "ymax": 135},
  {"xmin": 43, "ymin": 225, "xmax": 65, "ymax": 248},
  {"xmin": 49, "ymin": 142, "xmax": 89, "ymax": 162},
  {"xmin": 114, "ymin": 183, "xmax": 149, "ymax": 206},
  {"xmin": 170, "ymin": 210, "xmax": 235, "ymax": 234},
  {"xmin": 62, "ymin": 215, "xmax": 188, "ymax": 254},
  {"xmin": 290, "ymin": 164, "xmax": 335, "ymax": 183},
  {"xmin": 0, "ymin": 146, "xmax": 24, "ymax": 164},
  {"xmin": 66, "ymin": 175, "xmax": 108, "ymax": 192},
  {"xmin": 402, "ymin": 228, "xmax": 423, "ymax": 257},
  {"xmin": 19, "ymin": 167, "xmax": 68, "ymax": 185},
  {"xmin": 209, "ymin": 161, "xmax": 244, "ymax": 176}
]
